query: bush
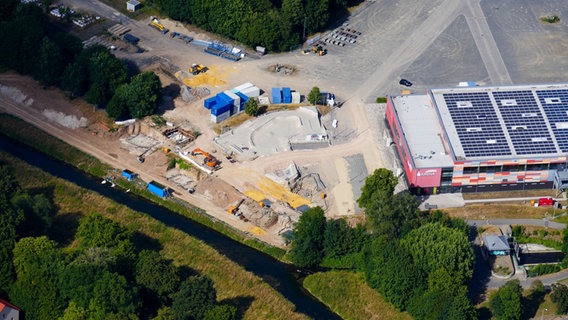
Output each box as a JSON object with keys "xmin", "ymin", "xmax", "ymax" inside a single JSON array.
[{"xmin": 527, "ymin": 264, "xmax": 561, "ymax": 277}]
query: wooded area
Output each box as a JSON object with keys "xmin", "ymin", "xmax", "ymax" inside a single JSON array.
[
  {"xmin": 0, "ymin": 0, "xmax": 161, "ymax": 120},
  {"xmin": 0, "ymin": 163, "xmax": 238, "ymax": 319},
  {"xmin": 153, "ymin": 0, "xmax": 363, "ymax": 52}
]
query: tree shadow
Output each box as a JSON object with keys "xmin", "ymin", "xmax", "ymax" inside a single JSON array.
[
  {"xmin": 219, "ymin": 295, "xmax": 255, "ymax": 320},
  {"xmin": 49, "ymin": 211, "xmax": 84, "ymax": 245},
  {"xmin": 521, "ymin": 282, "xmax": 546, "ymax": 320},
  {"xmin": 130, "ymin": 230, "xmax": 163, "ymax": 253},
  {"xmin": 468, "ymin": 242, "xmax": 492, "ymax": 304},
  {"xmin": 477, "ymin": 306, "xmax": 492, "ymax": 320},
  {"xmin": 178, "ymin": 265, "xmax": 199, "ymax": 281},
  {"xmin": 162, "ymin": 83, "xmax": 181, "ymax": 98}
]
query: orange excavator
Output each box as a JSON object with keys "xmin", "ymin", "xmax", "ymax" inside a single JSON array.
[{"xmin": 191, "ymin": 148, "xmax": 220, "ymax": 169}]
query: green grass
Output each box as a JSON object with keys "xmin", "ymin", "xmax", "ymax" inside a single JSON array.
[
  {"xmin": 0, "ymin": 151, "xmax": 305, "ymax": 320},
  {"xmin": 303, "ymin": 271, "xmax": 412, "ymax": 320},
  {"xmin": 0, "ymin": 113, "xmax": 285, "ymax": 260}
]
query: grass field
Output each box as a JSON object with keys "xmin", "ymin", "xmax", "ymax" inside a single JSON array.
[
  {"xmin": 303, "ymin": 271, "xmax": 412, "ymax": 320},
  {"xmin": 0, "ymin": 151, "xmax": 306, "ymax": 320}
]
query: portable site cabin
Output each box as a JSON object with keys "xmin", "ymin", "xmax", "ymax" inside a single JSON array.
[
  {"xmin": 282, "ymin": 87, "xmax": 292, "ymax": 104},
  {"xmin": 126, "ymin": 0, "xmax": 141, "ymax": 12},
  {"xmin": 122, "ymin": 169, "xmax": 135, "ymax": 181},
  {"xmin": 147, "ymin": 181, "xmax": 168, "ymax": 198},
  {"xmin": 272, "ymin": 88, "xmax": 282, "ymax": 104}
]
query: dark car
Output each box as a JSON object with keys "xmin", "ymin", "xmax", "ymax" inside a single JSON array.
[{"xmin": 399, "ymin": 79, "xmax": 413, "ymax": 87}]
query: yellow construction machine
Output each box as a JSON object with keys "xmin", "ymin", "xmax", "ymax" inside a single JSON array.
[
  {"xmin": 228, "ymin": 199, "xmax": 245, "ymax": 215},
  {"xmin": 189, "ymin": 64, "xmax": 207, "ymax": 75},
  {"xmin": 149, "ymin": 17, "xmax": 169, "ymax": 34},
  {"xmin": 312, "ymin": 45, "xmax": 327, "ymax": 56}
]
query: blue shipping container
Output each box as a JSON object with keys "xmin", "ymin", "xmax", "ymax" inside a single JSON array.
[
  {"xmin": 272, "ymin": 88, "xmax": 282, "ymax": 104},
  {"xmin": 216, "ymin": 92, "xmax": 234, "ymax": 105},
  {"xmin": 235, "ymin": 91, "xmax": 248, "ymax": 108},
  {"xmin": 122, "ymin": 169, "xmax": 135, "ymax": 181},
  {"xmin": 212, "ymin": 102, "xmax": 232, "ymax": 116},
  {"xmin": 148, "ymin": 181, "xmax": 168, "ymax": 197},
  {"xmin": 204, "ymin": 97, "xmax": 216, "ymax": 110},
  {"xmin": 282, "ymin": 87, "xmax": 292, "ymax": 104}
]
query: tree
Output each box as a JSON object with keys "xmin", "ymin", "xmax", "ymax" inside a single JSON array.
[
  {"xmin": 10, "ymin": 236, "xmax": 66, "ymax": 320},
  {"xmin": 204, "ymin": 304, "xmax": 237, "ymax": 320},
  {"xmin": 11, "ymin": 192, "xmax": 55, "ymax": 236},
  {"xmin": 135, "ymin": 250, "xmax": 180, "ymax": 304},
  {"xmin": 36, "ymin": 37, "xmax": 64, "ymax": 87},
  {"xmin": 307, "ymin": 86, "xmax": 321, "ymax": 105},
  {"xmin": 323, "ymin": 218, "xmax": 353, "ymax": 258},
  {"xmin": 357, "ymin": 168, "xmax": 398, "ymax": 210},
  {"xmin": 489, "ymin": 279, "xmax": 523, "ymax": 320},
  {"xmin": 126, "ymin": 71, "xmax": 162, "ymax": 119},
  {"xmin": 363, "ymin": 237, "xmax": 425, "ymax": 310},
  {"xmin": 172, "ymin": 276, "xmax": 217, "ymax": 320},
  {"xmin": 289, "ymin": 206, "xmax": 326, "ymax": 268},
  {"xmin": 400, "ymin": 222, "xmax": 475, "ymax": 282},
  {"xmin": 551, "ymin": 283, "xmax": 568, "ymax": 314},
  {"xmin": 244, "ymin": 98, "xmax": 259, "ymax": 116},
  {"xmin": 61, "ymin": 61, "xmax": 89, "ymax": 97},
  {"xmin": 90, "ymin": 271, "xmax": 140, "ymax": 315},
  {"xmin": 106, "ymin": 84, "xmax": 130, "ymax": 119},
  {"xmin": 86, "ymin": 50, "xmax": 128, "ymax": 105}
]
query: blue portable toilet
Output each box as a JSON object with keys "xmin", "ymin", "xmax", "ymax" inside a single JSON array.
[
  {"xmin": 272, "ymin": 88, "xmax": 282, "ymax": 104},
  {"xmin": 148, "ymin": 181, "xmax": 168, "ymax": 198},
  {"xmin": 122, "ymin": 169, "xmax": 135, "ymax": 181},
  {"xmin": 282, "ymin": 87, "xmax": 292, "ymax": 103}
]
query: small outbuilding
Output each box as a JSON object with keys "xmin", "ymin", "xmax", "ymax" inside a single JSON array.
[
  {"xmin": 483, "ymin": 235, "xmax": 511, "ymax": 256},
  {"xmin": 147, "ymin": 181, "xmax": 168, "ymax": 198},
  {"xmin": 126, "ymin": 0, "xmax": 141, "ymax": 12},
  {"xmin": 0, "ymin": 299, "xmax": 21, "ymax": 320},
  {"xmin": 122, "ymin": 169, "xmax": 135, "ymax": 181}
]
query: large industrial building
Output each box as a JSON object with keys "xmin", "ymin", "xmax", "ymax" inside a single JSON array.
[{"xmin": 386, "ymin": 83, "xmax": 568, "ymax": 194}]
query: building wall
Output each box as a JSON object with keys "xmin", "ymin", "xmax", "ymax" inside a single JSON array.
[
  {"xmin": 0, "ymin": 307, "xmax": 19, "ymax": 320},
  {"xmin": 386, "ymin": 98, "xmax": 442, "ymax": 191}
]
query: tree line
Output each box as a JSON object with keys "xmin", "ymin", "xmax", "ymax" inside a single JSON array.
[
  {"xmin": 0, "ymin": 163, "xmax": 238, "ymax": 320},
  {"xmin": 289, "ymin": 168, "xmax": 477, "ymax": 319},
  {"xmin": 150, "ymin": 0, "xmax": 363, "ymax": 52},
  {"xmin": 0, "ymin": 0, "xmax": 161, "ymax": 120}
]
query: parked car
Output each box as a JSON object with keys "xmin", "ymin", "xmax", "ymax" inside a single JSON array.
[{"xmin": 399, "ymin": 79, "xmax": 413, "ymax": 87}]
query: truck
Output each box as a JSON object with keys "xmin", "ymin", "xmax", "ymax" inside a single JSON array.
[
  {"xmin": 534, "ymin": 197, "xmax": 555, "ymax": 207},
  {"xmin": 123, "ymin": 33, "xmax": 140, "ymax": 45}
]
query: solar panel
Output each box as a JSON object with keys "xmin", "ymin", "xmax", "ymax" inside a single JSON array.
[
  {"xmin": 443, "ymin": 92, "xmax": 511, "ymax": 157},
  {"xmin": 537, "ymin": 89, "xmax": 568, "ymax": 153},
  {"xmin": 493, "ymin": 91, "xmax": 556, "ymax": 155}
]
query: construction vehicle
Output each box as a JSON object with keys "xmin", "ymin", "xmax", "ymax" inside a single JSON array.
[
  {"xmin": 149, "ymin": 17, "xmax": 169, "ymax": 34},
  {"xmin": 191, "ymin": 148, "xmax": 219, "ymax": 169},
  {"xmin": 228, "ymin": 199, "xmax": 245, "ymax": 215},
  {"xmin": 312, "ymin": 45, "xmax": 327, "ymax": 56},
  {"xmin": 189, "ymin": 64, "xmax": 207, "ymax": 75}
]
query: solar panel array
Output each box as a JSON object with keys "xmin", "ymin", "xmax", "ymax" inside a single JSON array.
[
  {"xmin": 443, "ymin": 92, "xmax": 511, "ymax": 157},
  {"xmin": 537, "ymin": 90, "xmax": 568, "ymax": 153},
  {"xmin": 441, "ymin": 87, "xmax": 568, "ymax": 159},
  {"xmin": 493, "ymin": 90, "xmax": 556, "ymax": 155}
]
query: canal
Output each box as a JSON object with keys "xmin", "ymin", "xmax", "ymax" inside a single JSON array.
[{"xmin": 0, "ymin": 136, "xmax": 340, "ymax": 320}]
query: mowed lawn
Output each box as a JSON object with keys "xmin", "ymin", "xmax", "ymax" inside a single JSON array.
[{"xmin": 303, "ymin": 270, "xmax": 412, "ymax": 320}]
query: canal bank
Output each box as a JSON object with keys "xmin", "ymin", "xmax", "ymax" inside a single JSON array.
[{"xmin": 0, "ymin": 135, "xmax": 341, "ymax": 320}]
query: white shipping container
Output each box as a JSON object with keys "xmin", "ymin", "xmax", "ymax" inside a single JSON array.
[
  {"xmin": 291, "ymin": 92, "xmax": 301, "ymax": 104},
  {"xmin": 241, "ymin": 86, "xmax": 260, "ymax": 98},
  {"xmin": 224, "ymin": 91, "xmax": 240, "ymax": 115},
  {"xmin": 211, "ymin": 110, "xmax": 231, "ymax": 123},
  {"xmin": 234, "ymin": 82, "xmax": 255, "ymax": 92}
]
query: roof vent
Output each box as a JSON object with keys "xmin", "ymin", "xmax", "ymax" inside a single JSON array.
[
  {"xmin": 486, "ymin": 139, "xmax": 497, "ymax": 144},
  {"xmin": 521, "ymin": 113, "xmax": 537, "ymax": 117},
  {"xmin": 466, "ymin": 127, "xmax": 482, "ymax": 132},
  {"xmin": 501, "ymin": 99, "xmax": 517, "ymax": 106},
  {"xmin": 457, "ymin": 101, "xmax": 472, "ymax": 108},
  {"xmin": 511, "ymin": 125, "xmax": 527, "ymax": 130},
  {"xmin": 531, "ymin": 137, "xmax": 548, "ymax": 142},
  {"xmin": 545, "ymin": 97, "xmax": 561, "ymax": 104}
]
